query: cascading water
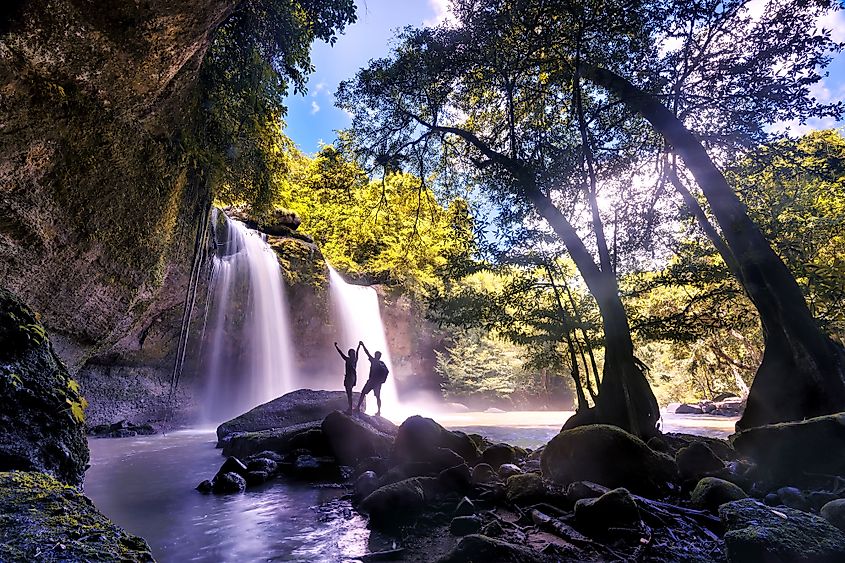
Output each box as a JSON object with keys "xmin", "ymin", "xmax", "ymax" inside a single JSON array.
[
  {"xmin": 327, "ymin": 265, "xmax": 400, "ymax": 417},
  {"xmin": 199, "ymin": 212, "xmax": 296, "ymax": 422}
]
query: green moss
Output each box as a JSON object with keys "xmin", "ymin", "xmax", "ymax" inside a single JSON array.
[
  {"xmin": 0, "ymin": 471, "xmax": 154, "ymax": 562},
  {"xmin": 690, "ymin": 477, "xmax": 747, "ymax": 511}
]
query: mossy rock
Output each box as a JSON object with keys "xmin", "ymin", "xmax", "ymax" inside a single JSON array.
[
  {"xmin": 731, "ymin": 413, "xmax": 845, "ymax": 486},
  {"xmin": 690, "ymin": 477, "xmax": 747, "ymax": 512},
  {"xmin": 505, "ymin": 472, "xmax": 545, "ymax": 504},
  {"xmin": 0, "ymin": 471, "xmax": 154, "ymax": 562},
  {"xmin": 540, "ymin": 424, "xmax": 677, "ymax": 494},
  {"xmin": 0, "ymin": 289, "xmax": 88, "ymax": 486},
  {"xmin": 720, "ymin": 498, "xmax": 845, "ymax": 563}
]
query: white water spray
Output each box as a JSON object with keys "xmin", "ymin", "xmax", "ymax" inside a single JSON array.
[
  {"xmin": 327, "ymin": 265, "xmax": 400, "ymax": 417},
  {"xmin": 200, "ymin": 215, "xmax": 295, "ymax": 421}
]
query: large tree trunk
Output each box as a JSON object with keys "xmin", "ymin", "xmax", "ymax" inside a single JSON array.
[
  {"xmin": 583, "ymin": 64, "xmax": 845, "ymax": 430},
  {"xmin": 522, "ymin": 177, "xmax": 660, "ymax": 438}
]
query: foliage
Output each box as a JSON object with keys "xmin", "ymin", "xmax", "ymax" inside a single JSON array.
[
  {"xmin": 276, "ymin": 145, "xmax": 477, "ymax": 291},
  {"xmin": 435, "ymin": 328, "xmax": 572, "ymax": 409},
  {"xmin": 190, "ymin": 0, "xmax": 356, "ymax": 210}
]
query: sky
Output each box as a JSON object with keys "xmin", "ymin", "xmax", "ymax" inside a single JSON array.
[{"xmin": 283, "ymin": 0, "xmax": 845, "ymax": 154}]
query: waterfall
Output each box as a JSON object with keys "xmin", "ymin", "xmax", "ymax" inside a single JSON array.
[
  {"xmin": 199, "ymin": 213, "xmax": 295, "ymax": 422},
  {"xmin": 327, "ymin": 266, "xmax": 400, "ymax": 417}
]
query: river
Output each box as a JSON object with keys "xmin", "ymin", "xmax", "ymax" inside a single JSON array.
[{"xmin": 85, "ymin": 411, "xmax": 737, "ymax": 562}]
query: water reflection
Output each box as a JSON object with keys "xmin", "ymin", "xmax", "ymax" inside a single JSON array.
[{"xmin": 86, "ymin": 431, "xmax": 370, "ymax": 562}]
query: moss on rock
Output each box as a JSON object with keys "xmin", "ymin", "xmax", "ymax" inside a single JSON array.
[
  {"xmin": 0, "ymin": 289, "xmax": 88, "ymax": 485},
  {"xmin": 0, "ymin": 471, "xmax": 154, "ymax": 562},
  {"xmin": 690, "ymin": 477, "xmax": 747, "ymax": 512}
]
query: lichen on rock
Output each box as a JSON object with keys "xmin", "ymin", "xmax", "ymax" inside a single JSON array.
[
  {"xmin": 0, "ymin": 471, "xmax": 154, "ymax": 562},
  {"xmin": 0, "ymin": 288, "xmax": 88, "ymax": 486}
]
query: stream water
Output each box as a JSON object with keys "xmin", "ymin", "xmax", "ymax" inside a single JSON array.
[{"xmin": 86, "ymin": 412, "xmax": 737, "ymax": 562}]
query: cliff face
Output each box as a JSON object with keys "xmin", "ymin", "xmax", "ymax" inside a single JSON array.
[{"xmin": 0, "ymin": 0, "xmax": 235, "ymax": 368}]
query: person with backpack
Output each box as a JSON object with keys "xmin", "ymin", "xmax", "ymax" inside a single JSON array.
[{"xmin": 355, "ymin": 340, "xmax": 389, "ymax": 416}]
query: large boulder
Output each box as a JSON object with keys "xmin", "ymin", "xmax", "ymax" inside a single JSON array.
[
  {"xmin": 216, "ymin": 389, "xmax": 364, "ymax": 443},
  {"xmin": 720, "ymin": 498, "xmax": 845, "ymax": 563},
  {"xmin": 221, "ymin": 421, "xmax": 322, "ymax": 458},
  {"xmin": 392, "ymin": 416, "xmax": 481, "ymax": 465},
  {"xmin": 0, "ymin": 471, "xmax": 153, "ymax": 562},
  {"xmin": 540, "ymin": 425, "xmax": 677, "ymax": 494},
  {"xmin": 0, "ymin": 289, "xmax": 89, "ymax": 486},
  {"xmin": 506, "ymin": 473, "xmax": 545, "ymax": 504},
  {"xmin": 675, "ymin": 442, "xmax": 725, "ymax": 481},
  {"xmin": 821, "ymin": 499, "xmax": 845, "ymax": 533},
  {"xmin": 731, "ymin": 413, "xmax": 845, "ymax": 485},
  {"xmin": 321, "ymin": 411, "xmax": 395, "ymax": 466}
]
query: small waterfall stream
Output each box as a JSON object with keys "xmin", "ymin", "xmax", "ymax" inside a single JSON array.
[
  {"xmin": 199, "ymin": 214, "xmax": 295, "ymax": 422},
  {"xmin": 327, "ymin": 265, "xmax": 400, "ymax": 417}
]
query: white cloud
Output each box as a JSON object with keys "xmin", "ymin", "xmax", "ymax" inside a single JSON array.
[
  {"xmin": 311, "ymin": 81, "xmax": 327, "ymax": 97},
  {"xmin": 423, "ymin": 0, "xmax": 455, "ymax": 27},
  {"xmin": 311, "ymin": 100, "xmax": 321, "ymax": 114},
  {"xmin": 816, "ymin": 8, "xmax": 845, "ymax": 43}
]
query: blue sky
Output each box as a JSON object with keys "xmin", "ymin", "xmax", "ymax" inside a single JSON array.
[{"xmin": 283, "ymin": 0, "xmax": 845, "ymax": 154}]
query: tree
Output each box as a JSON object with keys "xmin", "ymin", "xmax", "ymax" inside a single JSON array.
[
  {"xmin": 337, "ymin": 4, "xmax": 662, "ymax": 437},
  {"xmin": 191, "ymin": 0, "xmax": 357, "ymax": 211}
]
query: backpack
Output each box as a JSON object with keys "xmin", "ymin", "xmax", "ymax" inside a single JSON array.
[{"xmin": 377, "ymin": 360, "xmax": 389, "ymax": 383}]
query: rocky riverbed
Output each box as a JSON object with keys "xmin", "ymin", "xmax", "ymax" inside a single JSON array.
[{"xmin": 189, "ymin": 389, "xmax": 845, "ymax": 562}]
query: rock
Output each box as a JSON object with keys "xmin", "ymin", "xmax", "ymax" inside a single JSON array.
[
  {"xmin": 471, "ymin": 463, "xmax": 498, "ymax": 485},
  {"xmin": 287, "ymin": 428, "xmax": 332, "ymax": 456},
  {"xmin": 246, "ymin": 457, "xmax": 278, "ymax": 475},
  {"xmin": 482, "ymin": 443, "xmax": 517, "ymax": 468},
  {"xmin": 437, "ymin": 534, "xmax": 548, "ymax": 563},
  {"xmin": 354, "ymin": 456, "xmax": 389, "ymax": 478},
  {"xmin": 663, "ymin": 433, "xmax": 737, "ymax": 461},
  {"xmin": 359, "ymin": 477, "xmax": 432, "ymax": 527},
  {"xmin": 720, "ymin": 498, "xmax": 845, "ymax": 562},
  {"xmin": 701, "ymin": 402, "xmax": 717, "ymax": 414},
  {"xmin": 675, "ymin": 442, "xmax": 725, "ymax": 481},
  {"xmin": 292, "ymin": 454, "xmax": 340, "ymax": 481},
  {"xmin": 731, "ymin": 413, "xmax": 845, "ymax": 485},
  {"xmin": 221, "ymin": 421, "xmax": 323, "ymax": 458},
  {"xmin": 764, "ymin": 493, "xmax": 781, "ymax": 506},
  {"xmin": 212, "ymin": 472, "xmax": 246, "ymax": 494},
  {"xmin": 251, "ymin": 450, "xmax": 285, "ymax": 463},
  {"xmin": 354, "ymin": 471, "xmax": 379, "ymax": 499},
  {"xmin": 196, "ymin": 479, "xmax": 213, "ymax": 493},
  {"xmin": 506, "ymin": 473, "xmax": 545, "ymax": 504},
  {"xmin": 811, "ymin": 492, "xmax": 841, "ymax": 511},
  {"xmin": 575, "ymin": 488, "xmax": 640, "ymax": 531},
  {"xmin": 690, "ymin": 477, "xmax": 747, "ymax": 511},
  {"xmin": 217, "ymin": 456, "xmax": 248, "ymax": 478},
  {"xmin": 428, "ymin": 447, "xmax": 466, "ymax": 472},
  {"xmin": 0, "ymin": 471, "xmax": 154, "ymax": 562},
  {"xmin": 540, "ymin": 425, "xmax": 677, "ymax": 494},
  {"xmin": 713, "ymin": 397, "xmax": 744, "ymax": 415},
  {"xmin": 821, "ymin": 499, "xmax": 845, "ymax": 532},
  {"xmin": 393, "ymin": 416, "xmax": 481, "ymax": 465},
  {"xmin": 778, "ymin": 486, "xmax": 810, "ymax": 511},
  {"xmin": 675, "ymin": 403, "xmax": 704, "ymax": 414},
  {"xmin": 713, "ymin": 392, "xmax": 739, "ymax": 402},
  {"xmin": 498, "ymin": 463, "xmax": 522, "ymax": 480},
  {"xmin": 484, "ymin": 407, "xmax": 507, "ymax": 413},
  {"xmin": 0, "ymin": 289, "xmax": 89, "ymax": 486},
  {"xmin": 245, "ymin": 471, "xmax": 268, "ymax": 486},
  {"xmin": 565, "ymin": 481, "xmax": 610, "ymax": 503},
  {"xmin": 455, "ymin": 496, "xmax": 476, "ymax": 516},
  {"xmin": 439, "ymin": 463, "xmax": 472, "ymax": 491},
  {"xmin": 321, "ymin": 411, "xmax": 395, "ymax": 466},
  {"xmin": 88, "ymin": 420, "xmax": 157, "ymax": 438},
  {"xmin": 259, "ymin": 207, "xmax": 302, "ymax": 234},
  {"xmin": 522, "ymin": 459, "xmax": 541, "ymax": 473},
  {"xmin": 217, "ymin": 389, "xmax": 365, "ymax": 442},
  {"xmin": 483, "ymin": 520, "xmax": 504, "ymax": 537},
  {"xmin": 527, "ymin": 446, "xmax": 545, "ymax": 461},
  {"xmin": 647, "ymin": 436, "xmax": 670, "ymax": 453},
  {"xmin": 450, "ymin": 515, "xmax": 482, "ymax": 536}
]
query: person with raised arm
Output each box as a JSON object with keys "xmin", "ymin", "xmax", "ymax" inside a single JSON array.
[{"xmin": 334, "ymin": 341, "xmax": 360, "ymax": 413}]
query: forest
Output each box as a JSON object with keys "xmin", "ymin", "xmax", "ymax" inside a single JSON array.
[{"xmin": 2, "ymin": 0, "xmax": 845, "ymax": 561}]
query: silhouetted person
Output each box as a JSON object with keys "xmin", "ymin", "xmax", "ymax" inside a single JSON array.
[
  {"xmin": 334, "ymin": 342, "xmax": 360, "ymax": 413},
  {"xmin": 355, "ymin": 341, "xmax": 389, "ymax": 416}
]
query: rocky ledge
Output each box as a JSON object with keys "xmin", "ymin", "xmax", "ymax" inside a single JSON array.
[
  {"xmin": 0, "ymin": 471, "xmax": 154, "ymax": 562},
  {"xmin": 200, "ymin": 390, "xmax": 845, "ymax": 562}
]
